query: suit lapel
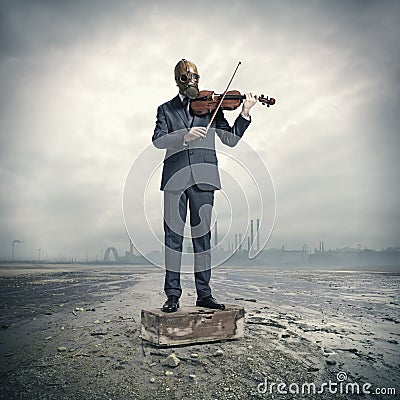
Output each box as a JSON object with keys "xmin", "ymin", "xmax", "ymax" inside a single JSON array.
[{"xmin": 171, "ymin": 95, "xmax": 190, "ymax": 128}]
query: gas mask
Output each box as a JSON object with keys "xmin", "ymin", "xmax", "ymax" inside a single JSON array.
[{"xmin": 174, "ymin": 59, "xmax": 200, "ymax": 99}]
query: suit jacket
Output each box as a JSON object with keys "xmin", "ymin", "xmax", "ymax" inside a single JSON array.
[{"xmin": 152, "ymin": 94, "xmax": 251, "ymax": 191}]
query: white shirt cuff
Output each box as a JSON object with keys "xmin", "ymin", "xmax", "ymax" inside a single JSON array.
[{"xmin": 241, "ymin": 112, "xmax": 251, "ymax": 121}]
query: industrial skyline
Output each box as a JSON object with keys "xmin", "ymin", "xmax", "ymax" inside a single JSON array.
[{"xmin": 4, "ymin": 222, "xmax": 399, "ymax": 267}]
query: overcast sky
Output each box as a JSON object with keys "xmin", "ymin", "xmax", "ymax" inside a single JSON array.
[{"xmin": 0, "ymin": 0, "xmax": 399, "ymax": 261}]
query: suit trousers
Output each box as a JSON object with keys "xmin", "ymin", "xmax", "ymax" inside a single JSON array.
[{"xmin": 163, "ymin": 172, "xmax": 214, "ymax": 299}]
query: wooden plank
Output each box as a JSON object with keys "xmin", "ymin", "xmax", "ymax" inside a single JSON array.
[{"xmin": 141, "ymin": 305, "xmax": 245, "ymax": 347}]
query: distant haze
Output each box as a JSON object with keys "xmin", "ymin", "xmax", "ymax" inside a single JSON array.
[{"xmin": 0, "ymin": 0, "xmax": 399, "ymax": 261}]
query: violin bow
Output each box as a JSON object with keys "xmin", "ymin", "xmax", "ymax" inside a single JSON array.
[{"xmin": 205, "ymin": 61, "xmax": 242, "ymax": 134}]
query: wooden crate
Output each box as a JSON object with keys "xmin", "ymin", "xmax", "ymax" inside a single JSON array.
[{"xmin": 141, "ymin": 305, "xmax": 245, "ymax": 347}]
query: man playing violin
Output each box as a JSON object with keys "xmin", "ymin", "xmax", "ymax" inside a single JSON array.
[{"xmin": 152, "ymin": 59, "xmax": 257, "ymax": 312}]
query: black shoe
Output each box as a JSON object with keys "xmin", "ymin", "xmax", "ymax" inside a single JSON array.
[
  {"xmin": 162, "ymin": 295, "xmax": 180, "ymax": 313},
  {"xmin": 196, "ymin": 295, "xmax": 225, "ymax": 310}
]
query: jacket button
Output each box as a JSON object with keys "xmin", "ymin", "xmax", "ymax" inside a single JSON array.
[{"xmin": 189, "ymin": 152, "xmax": 193, "ymax": 155}]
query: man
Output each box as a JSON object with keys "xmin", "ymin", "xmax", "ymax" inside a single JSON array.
[{"xmin": 152, "ymin": 59, "xmax": 257, "ymax": 312}]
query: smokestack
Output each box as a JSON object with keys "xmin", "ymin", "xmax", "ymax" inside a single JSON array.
[
  {"xmin": 130, "ymin": 238, "xmax": 133, "ymax": 254},
  {"xmin": 234, "ymin": 234, "xmax": 238, "ymax": 250},
  {"xmin": 256, "ymin": 219, "xmax": 260, "ymax": 251},
  {"xmin": 239, "ymin": 234, "xmax": 242, "ymax": 251},
  {"xmin": 247, "ymin": 236, "xmax": 250, "ymax": 251},
  {"xmin": 250, "ymin": 219, "xmax": 254, "ymax": 247}
]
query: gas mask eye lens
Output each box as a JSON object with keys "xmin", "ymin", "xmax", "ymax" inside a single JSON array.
[{"xmin": 178, "ymin": 73, "xmax": 199, "ymax": 83}]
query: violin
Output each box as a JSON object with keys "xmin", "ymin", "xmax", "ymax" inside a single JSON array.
[
  {"xmin": 190, "ymin": 90, "xmax": 275, "ymax": 116},
  {"xmin": 194, "ymin": 61, "xmax": 276, "ymax": 133}
]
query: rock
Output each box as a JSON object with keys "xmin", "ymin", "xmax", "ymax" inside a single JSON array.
[
  {"xmin": 149, "ymin": 377, "xmax": 156, "ymax": 383},
  {"xmin": 323, "ymin": 348, "xmax": 335, "ymax": 355},
  {"xmin": 90, "ymin": 331, "xmax": 107, "ymax": 336},
  {"xmin": 190, "ymin": 353, "xmax": 199, "ymax": 358},
  {"xmin": 326, "ymin": 359, "xmax": 337, "ymax": 365},
  {"xmin": 162, "ymin": 353, "xmax": 180, "ymax": 367},
  {"xmin": 215, "ymin": 349, "xmax": 224, "ymax": 356},
  {"xmin": 248, "ymin": 345, "xmax": 253, "ymax": 349},
  {"xmin": 164, "ymin": 370, "xmax": 174, "ymax": 376},
  {"xmin": 189, "ymin": 374, "xmax": 196, "ymax": 379},
  {"xmin": 58, "ymin": 346, "xmax": 67, "ymax": 352},
  {"xmin": 94, "ymin": 320, "xmax": 101, "ymax": 324},
  {"xmin": 60, "ymin": 326, "xmax": 65, "ymax": 331}
]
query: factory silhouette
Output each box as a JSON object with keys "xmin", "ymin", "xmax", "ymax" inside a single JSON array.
[{"xmin": 103, "ymin": 218, "xmax": 400, "ymax": 269}]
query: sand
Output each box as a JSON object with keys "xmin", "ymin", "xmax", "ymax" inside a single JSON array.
[{"xmin": 0, "ymin": 264, "xmax": 398, "ymax": 399}]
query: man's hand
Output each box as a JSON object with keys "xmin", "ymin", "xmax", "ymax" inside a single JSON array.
[
  {"xmin": 184, "ymin": 127, "xmax": 207, "ymax": 144},
  {"xmin": 242, "ymin": 92, "xmax": 258, "ymax": 117}
]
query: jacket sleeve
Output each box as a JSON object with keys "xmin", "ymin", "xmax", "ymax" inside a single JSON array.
[
  {"xmin": 215, "ymin": 109, "xmax": 251, "ymax": 147},
  {"xmin": 152, "ymin": 105, "xmax": 187, "ymax": 150}
]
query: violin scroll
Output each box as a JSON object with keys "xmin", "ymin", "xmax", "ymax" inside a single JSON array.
[{"xmin": 259, "ymin": 94, "xmax": 276, "ymax": 107}]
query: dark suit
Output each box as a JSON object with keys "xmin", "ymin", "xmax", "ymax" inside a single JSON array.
[{"xmin": 152, "ymin": 94, "xmax": 251, "ymax": 298}]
